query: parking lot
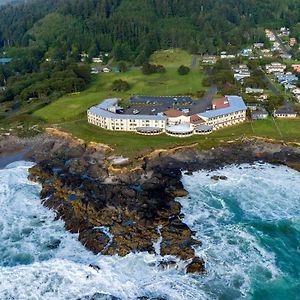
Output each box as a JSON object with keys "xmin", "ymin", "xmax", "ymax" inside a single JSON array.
[{"xmin": 123, "ymin": 88, "xmax": 217, "ymax": 116}]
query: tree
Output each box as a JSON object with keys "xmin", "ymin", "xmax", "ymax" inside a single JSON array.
[
  {"xmin": 178, "ymin": 65, "xmax": 190, "ymax": 75},
  {"xmin": 111, "ymin": 79, "xmax": 130, "ymax": 91},
  {"xmin": 142, "ymin": 63, "xmax": 166, "ymax": 75},
  {"xmin": 118, "ymin": 61, "xmax": 128, "ymax": 73}
]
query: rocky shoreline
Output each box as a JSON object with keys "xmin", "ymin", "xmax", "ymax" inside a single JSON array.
[{"xmin": 1, "ymin": 134, "xmax": 300, "ymax": 274}]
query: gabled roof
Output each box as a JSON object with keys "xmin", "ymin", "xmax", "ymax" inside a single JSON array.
[
  {"xmin": 275, "ymin": 106, "xmax": 297, "ymax": 115},
  {"xmin": 190, "ymin": 114, "xmax": 205, "ymax": 125},
  {"xmin": 212, "ymin": 97, "xmax": 230, "ymax": 110},
  {"xmin": 164, "ymin": 108, "xmax": 184, "ymax": 118}
]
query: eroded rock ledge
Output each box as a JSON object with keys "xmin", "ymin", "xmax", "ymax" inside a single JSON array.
[{"xmin": 1, "ymin": 135, "xmax": 300, "ymax": 274}]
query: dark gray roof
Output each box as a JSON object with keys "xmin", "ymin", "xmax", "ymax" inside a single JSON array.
[
  {"xmin": 88, "ymin": 99, "xmax": 167, "ymax": 121},
  {"xmin": 195, "ymin": 124, "xmax": 214, "ymax": 131},
  {"xmin": 136, "ymin": 127, "xmax": 163, "ymax": 133},
  {"xmin": 275, "ymin": 107, "xmax": 297, "ymax": 114},
  {"xmin": 130, "ymin": 95, "xmax": 193, "ymax": 105}
]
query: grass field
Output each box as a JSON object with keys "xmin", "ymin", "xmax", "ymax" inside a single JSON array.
[
  {"xmin": 57, "ymin": 118, "xmax": 300, "ymax": 158},
  {"xmin": 20, "ymin": 49, "xmax": 300, "ymax": 157},
  {"xmin": 150, "ymin": 49, "xmax": 193, "ymax": 67},
  {"xmin": 34, "ymin": 63, "xmax": 206, "ymax": 123}
]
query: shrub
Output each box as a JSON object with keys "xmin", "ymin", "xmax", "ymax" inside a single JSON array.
[
  {"xmin": 178, "ymin": 65, "xmax": 190, "ymax": 75},
  {"xmin": 111, "ymin": 79, "xmax": 130, "ymax": 91},
  {"xmin": 142, "ymin": 63, "xmax": 166, "ymax": 75}
]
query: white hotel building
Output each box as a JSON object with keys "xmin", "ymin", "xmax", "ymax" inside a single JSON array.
[{"xmin": 87, "ymin": 96, "xmax": 247, "ymax": 137}]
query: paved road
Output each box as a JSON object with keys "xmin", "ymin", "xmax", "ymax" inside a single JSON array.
[
  {"xmin": 260, "ymin": 67, "xmax": 292, "ymax": 109},
  {"xmin": 189, "ymin": 85, "xmax": 218, "ymax": 114},
  {"xmin": 261, "ymin": 69, "xmax": 280, "ymax": 96},
  {"xmin": 272, "ymin": 30, "xmax": 292, "ymax": 56},
  {"xmin": 191, "ymin": 55, "xmax": 198, "ymax": 69}
]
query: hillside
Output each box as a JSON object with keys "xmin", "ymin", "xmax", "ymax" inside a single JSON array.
[{"xmin": 1, "ymin": 0, "xmax": 300, "ymax": 58}]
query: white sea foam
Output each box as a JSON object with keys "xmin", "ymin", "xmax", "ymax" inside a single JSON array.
[
  {"xmin": 178, "ymin": 162, "xmax": 300, "ymax": 298},
  {"xmin": 0, "ymin": 161, "xmax": 299, "ymax": 300}
]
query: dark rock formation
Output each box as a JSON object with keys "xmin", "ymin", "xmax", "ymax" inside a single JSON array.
[
  {"xmin": 186, "ymin": 257, "xmax": 205, "ymax": 274},
  {"xmin": 2, "ymin": 134, "xmax": 300, "ymax": 275},
  {"xmin": 211, "ymin": 175, "xmax": 228, "ymax": 181}
]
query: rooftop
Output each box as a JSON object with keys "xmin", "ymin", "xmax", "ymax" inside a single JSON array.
[
  {"xmin": 0, "ymin": 58, "xmax": 12, "ymax": 64},
  {"xmin": 89, "ymin": 99, "xmax": 167, "ymax": 121},
  {"xmin": 199, "ymin": 96, "xmax": 247, "ymax": 119},
  {"xmin": 212, "ymin": 97, "xmax": 230, "ymax": 110},
  {"xmin": 275, "ymin": 107, "xmax": 297, "ymax": 115},
  {"xmin": 190, "ymin": 114, "xmax": 205, "ymax": 125},
  {"xmin": 164, "ymin": 108, "xmax": 184, "ymax": 118},
  {"xmin": 130, "ymin": 95, "xmax": 193, "ymax": 105},
  {"xmin": 166, "ymin": 123, "xmax": 194, "ymax": 134}
]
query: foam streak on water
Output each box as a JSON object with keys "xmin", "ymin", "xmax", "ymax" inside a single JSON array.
[{"xmin": 0, "ymin": 161, "xmax": 300, "ymax": 300}]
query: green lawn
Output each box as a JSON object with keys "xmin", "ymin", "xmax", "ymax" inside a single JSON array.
[
  {"xmin": 27, "ymin": 48, "xmax": 300, "ymax": 157},
  {"xmin": 150, "ymin": 49, "xmax": 193, "ymax": 67},
  {"xmin": 58, "ymin": 118, "xmax": 300, "ymax": 158},
  {"xmin": 34, "ymin": 67, "xmax": 207, "ymax": 123}
]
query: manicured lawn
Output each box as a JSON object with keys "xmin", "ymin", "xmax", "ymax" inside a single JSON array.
[
  {"xmin": 34, "ymin": 67, "xmax": 207, "ymax": 123},
  {"xmin": 30, "ymin": 47, "xmax": 300, "ymax": 157},
  {"xmin": 58, "ymin": 118, "xmax": 300, "ymax": 158}
]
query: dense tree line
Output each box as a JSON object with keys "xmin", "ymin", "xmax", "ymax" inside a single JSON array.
[
  {"xmin": 1, "ymin": 0, "xmax": 300, "ymax": 62},
  {"xmin": 0, "ymin": 61, "xmax": 91, "ymax": 102},
  {"xmin": 1, "ymin": 0, "xmax": 300, "ymax": 104}
]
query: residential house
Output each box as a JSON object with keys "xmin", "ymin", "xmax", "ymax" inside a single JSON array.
[
  {"xmin": 102, "ymin": 67, "xmax": 111, "ymax": 73},
  {"xmin": 253, "ymin": 43, "xmax": 264, "ymax": 49},
  {"xmin": 202, "ymin": 55, "xmax": 218, "ymax": 64},
  {"xmin": 245, "ymin": 87, "xmax": 264, "ymax": 94},
  {"xmin": 234, "ymin": 64, "xmax": 251, "ymax": 81},
  {"xmin": 277, "ymin": 73, "xmax": 298, "ymax": 85},
  {"xmin": 265, "ymin": 62, "xmax": 286, "ymax": 74},
  {"xmin": 92, "ymin": 57, "xmax": 103, "ymax": 63},
  {"xmin": 256, "ymin": 94, "xmax": 269, "ymax": 102},
  {"xmin": 292, "ymin": 65, "xmax": 300, "ymax": 73},
  {"xmin": 274, "ymin": 107, "xmax": 297, "ymax": 118},
  {"xmin": 252, "ymin": 108, "xmax": 269, "ymax": 120},
  {"xmin": 280, "ymin": 53, "xmax": 292, "ymax": 59},
  {"xmin": 0, "ymin": 58, "xmax": 12, "ymax": 65},
  {"xmin": 240, "ymin": 49, "xmax": 253, "ymax": 57},
  {"xmin": 91, "ymin": 67, "xmax": 101, "ymax": 74}
]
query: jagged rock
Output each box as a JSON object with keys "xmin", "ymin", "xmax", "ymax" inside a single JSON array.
[
  {"xmin": 211, "ymin": 175, "xmax": 228, "ymax": 181},
  {"xmin": 77, "ymin": 293, "xmax": 120, "ymax": 300},
  {"xmin": 79, "ymin": 229, "xmax": 110, "ymax": 254},
  {"xmin": 89, "ymin": 264, "xmax": 101, "ymax": 272},
  {"xmin": 172, "ymin": 189, "xmax": 189, "ymax": 197},
  {"xmin": 186, "ymin": 257, "xmax": 205, "ymax": 274},
  {"xmin": 15, "ymin": 134, "xmax": 299, "ymax": 278}
]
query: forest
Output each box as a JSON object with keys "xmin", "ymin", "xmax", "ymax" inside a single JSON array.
[
  {"xmin": 0, "ymin": 0, "xmax": 300, "ymax": 103},
  {"xmin": 1, "ymin": 0, "xmax": 300, "ymax": 60}
]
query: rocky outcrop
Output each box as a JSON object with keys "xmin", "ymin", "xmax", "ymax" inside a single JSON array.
[
  {"xmin": 2, "ymin": 134, "xmax": 300, "ymax": 276},
  {"xmin": 27, "ymin": 141, "xmax": 202, "ymax": 270},
  {"xmin": 186, "ymin": 257, "xmax": 205, "ymax": 274}
]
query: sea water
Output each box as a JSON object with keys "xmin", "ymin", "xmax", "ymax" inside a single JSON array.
[{"xmin": 0, "ymin": 161, "xmax": 299, "ymax": 300}]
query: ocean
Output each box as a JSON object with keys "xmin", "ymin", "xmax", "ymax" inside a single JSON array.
[{"xmin": 0, "ymin": 161, "xmax": 299, "ymax": 300}]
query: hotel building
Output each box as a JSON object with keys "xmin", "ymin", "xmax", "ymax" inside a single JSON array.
[{"xmin": 87, "ymin": 95, "xmax": 247, "ymax": 137}]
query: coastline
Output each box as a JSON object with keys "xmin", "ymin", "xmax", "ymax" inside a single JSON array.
[{"xmin": 1, "ymin": 134, "xmax": 300, "ymax": 275}]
